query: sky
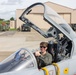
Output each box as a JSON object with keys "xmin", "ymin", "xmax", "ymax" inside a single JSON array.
[{"xmin": 0, "ymin": 0, "xmax": 76, "ymax": 20}]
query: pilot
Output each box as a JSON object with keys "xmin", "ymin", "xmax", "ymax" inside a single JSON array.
[{"xmin": 35, "ymin": 42, "xmax": 52, "ymax": 69}]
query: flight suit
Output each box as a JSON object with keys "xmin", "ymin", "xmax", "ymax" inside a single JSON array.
[{"xmin": 36, "ymin": 52, "xmax": 52, "ymax": 69}]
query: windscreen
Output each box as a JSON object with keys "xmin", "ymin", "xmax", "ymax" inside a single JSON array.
[{"xmin": 0, "ymin": 48, "xmax": 35, "ymax": 73}]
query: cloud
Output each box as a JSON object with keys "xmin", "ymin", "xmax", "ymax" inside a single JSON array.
[
  {"xmin": 0, "ymin": 11, "xmax": 15, "ymax": 20},
  {"xmin": 0, "ymin": 0, "xmax": 22, "ymax": 5},
  {"xmin": 0, "ymin": 0, "xmax": 25, "ymax": 20},
  {"xmin": 0, "ymin": 4, "xmax": 16, "ymax": 20},
  {"xmin": 0, "ymin": 0, "xmax": 76, "ymax": 20}
]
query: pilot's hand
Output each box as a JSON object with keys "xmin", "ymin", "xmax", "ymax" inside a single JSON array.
[{"xmin": 35, "ymin": 51, "xmax": 41, "ymax": 56}]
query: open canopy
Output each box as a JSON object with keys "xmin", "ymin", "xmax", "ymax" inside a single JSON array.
[{"xmin": 20, "ymin": 3, "xmax": 76, "ymax": 40}]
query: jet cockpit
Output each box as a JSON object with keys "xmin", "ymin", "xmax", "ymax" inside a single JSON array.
[{"xmin": 0, "ymin": 2, "xmax": 76, "ymax": 75}]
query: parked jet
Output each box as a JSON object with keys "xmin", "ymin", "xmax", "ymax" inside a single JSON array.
[{"xmin": 0, "ymin": 2, "xmax": 76, "ymax": 75}]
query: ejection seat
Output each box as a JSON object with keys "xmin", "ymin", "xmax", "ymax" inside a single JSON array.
[{"xmin": 47, "ymin": 41, "xmax": 58, "ymax": 63}]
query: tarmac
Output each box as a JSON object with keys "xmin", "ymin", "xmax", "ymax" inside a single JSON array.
[{"xmin": 0, "ymin": 30, "xmax": 54, "ymax": 61}]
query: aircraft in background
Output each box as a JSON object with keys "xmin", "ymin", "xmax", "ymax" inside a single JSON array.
[{"xmin": 0, "ymin": 2, "xmax": 76, "ymax": 75}]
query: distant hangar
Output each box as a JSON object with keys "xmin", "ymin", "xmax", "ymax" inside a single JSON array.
[{"xmin": 10, "ymin": 1, "xmax": 76, "ymax": 30}]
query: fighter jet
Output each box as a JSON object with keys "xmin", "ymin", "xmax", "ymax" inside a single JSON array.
[{"xmin": 0, "ymin": 2, "xmax": 76, "ymax": 75}]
